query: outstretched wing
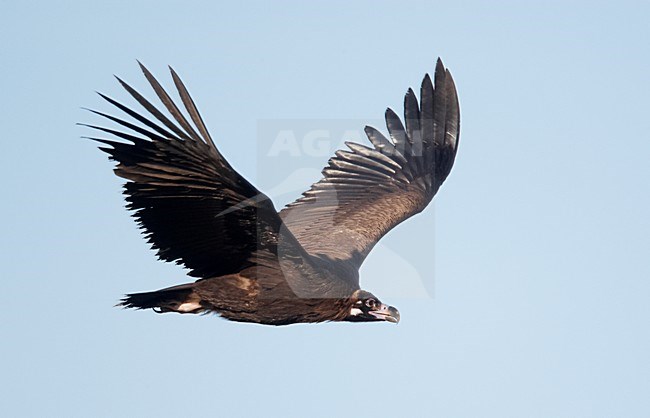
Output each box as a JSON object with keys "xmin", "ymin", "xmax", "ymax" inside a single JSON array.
[
  {"xmin": 279, "ymin": 58, "xmax": 460, "ymax": 274},
  {"xmin": 84, "ymin": 63, "xmax": 288, "ymax": 279}
]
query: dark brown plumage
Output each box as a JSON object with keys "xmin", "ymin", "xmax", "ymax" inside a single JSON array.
[{"xmin": 85, "ymin": 58, "xmax": 460, "ymax": 325}]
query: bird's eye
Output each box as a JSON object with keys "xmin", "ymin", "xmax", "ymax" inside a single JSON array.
[{"xmin": 366, "ymin": 299, "xmax": 377, "ymax": 309}]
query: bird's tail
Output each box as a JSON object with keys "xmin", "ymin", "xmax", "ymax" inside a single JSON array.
[{"xmin": 117, "ymin": 283, "xmax": 204, "ymax": 314}]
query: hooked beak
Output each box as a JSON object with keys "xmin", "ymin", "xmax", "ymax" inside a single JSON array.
[{"xmin": 369, "ymin": 303, "xmax": 400, "ymax": 324}]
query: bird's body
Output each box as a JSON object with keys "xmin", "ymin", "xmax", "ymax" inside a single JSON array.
[
  {"xmin": 133, "ymin": 259, "xmax": 360, "ymax": 325},
  {"xmin": 86, "ymin": 58, "xmax": 460, "ymax": 325}
]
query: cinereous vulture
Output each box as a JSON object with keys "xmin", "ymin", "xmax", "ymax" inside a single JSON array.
[{"xmin": 84, "ymin": 58, "xmax": 460, "ymax": 325}]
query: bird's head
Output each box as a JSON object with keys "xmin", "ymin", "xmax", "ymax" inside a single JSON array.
[{"xmin": 344, "ymin": 290, "xmax": 400, "ymax": 324}]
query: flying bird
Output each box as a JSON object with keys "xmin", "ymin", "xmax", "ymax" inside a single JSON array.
[{"xmin": 85, "ymin": 58, "xmax": 460, "ymax": 325}]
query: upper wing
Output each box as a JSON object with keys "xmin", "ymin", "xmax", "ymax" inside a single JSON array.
[
  {"xmin": 84, "ymin": 63, "xmax": 288, "ymax": 279},
  {"xmin": 279, "ymin": 58, "xmax": 460, "ymax": 273}
]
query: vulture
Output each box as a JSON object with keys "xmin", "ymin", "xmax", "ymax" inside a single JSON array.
[{"xmin": 85, "ymin": 58, "xmax": 460, "ymax": 326}]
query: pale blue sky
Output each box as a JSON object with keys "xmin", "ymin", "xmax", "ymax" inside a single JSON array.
[{"xmin": 2, "ymin": 1, "xmax": 649, "ymax": 417}]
